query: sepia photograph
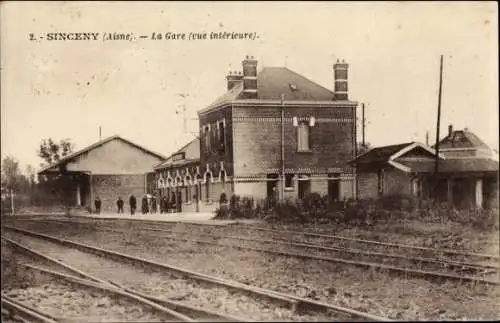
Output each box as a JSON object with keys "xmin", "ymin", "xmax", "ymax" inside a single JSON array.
[{"xmin": 1, "ymin": 1, "xmax": 498, "ymax": 321}]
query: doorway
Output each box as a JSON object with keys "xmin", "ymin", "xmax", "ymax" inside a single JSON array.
[
  {"xmin": 266, "ymin": 174, "xmax": 279, "ymax": 207},
  {"xmin": 328, "ymin": 179, "xmax": 340, "ymax": 203},
  {"xmin": 298, "ymin": 178, "xmax": 311, "ymax": 199}
]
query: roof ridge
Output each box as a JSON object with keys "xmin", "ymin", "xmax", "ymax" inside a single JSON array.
[{"xmin": 38, "ymin": 135, "xmax": 166, "ymax": 174}]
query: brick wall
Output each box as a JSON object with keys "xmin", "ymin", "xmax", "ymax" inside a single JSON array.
[
  {"xmin": 199, "ymin": 106, "xmax": 234, "ymax": 177},
  {"xmin": 233, "ymin": 182, "xmax": 267, "ymax": 199},
  {"xmin": 357, "ymin": 172, "xmax": 378, "ymax": 199},
  {"xmin": 384, "ymin": 169, "xmax": 411, "ymax": 196},
  {"xmin": 232, "ymin": 105, "xmax": 355, "ymax": 177},
  {"xmin": 310, "ymin": 178, "xmax": 328, "ymax": 195},
  {"xmin": 91, "ymin": 174, "xmax": 146, "ymax": 212},
  {"xmin": 340, "ymin": 179, "xmax": 355, "ymax": 200}
]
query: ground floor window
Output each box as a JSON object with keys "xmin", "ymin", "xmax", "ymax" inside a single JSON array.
[{"xmin": 285, "ymin": 174, "xmax": 294, "ymax": 189}]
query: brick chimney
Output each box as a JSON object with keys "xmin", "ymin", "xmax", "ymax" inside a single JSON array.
[
  {"xmin": 448, "ymin": 124, "xmax": 453, "ymax": 138},
  {"xmin": 226, "ymin": 71, "xmax": 243, "ymax": 91},
  {"xmin": 241, "ymin": 55, "xmax": 258, "ymax": 99},
  {"xmin": 333, "ymin": 59, "xmax": 349, "ymax": 101}
]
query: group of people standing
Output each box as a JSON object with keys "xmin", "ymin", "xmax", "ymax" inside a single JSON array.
[
  {"xmin": 121, "ymin": 195, "xmax": 158, "ymax": 215},
  {"xmin": 93, "ymin": 194, "xmax": 180, "ymax": 215}
]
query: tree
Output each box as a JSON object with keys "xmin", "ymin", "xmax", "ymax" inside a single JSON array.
[
  {"xmin": 1, "ymin": 156, "xmax": 22, "ymax": 190},
  {"xmin": 37, "ymin": 138, "xmax": 74, "ymax": 166},
  {"xmin": 25, "ymin": 165, "xmax": 37, "ymax": 184}
]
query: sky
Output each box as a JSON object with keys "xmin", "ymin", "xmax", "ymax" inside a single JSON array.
[{"xmin": 1, "ymin": 1, "xmax": 498, "ymax": 172}]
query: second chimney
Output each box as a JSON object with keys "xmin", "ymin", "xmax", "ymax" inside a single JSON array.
[
  {"xmin": 241, "ymin": 55, "xmax": 258, "ymax": 99},
  {"xmin": 226, "ymin": 71, "xmax": 243, "ymax": 90},
  {"xmin": 333, "ymin": 59, "xmax": 349, "ymax": 101},
  {"xmin": 448, "ymin": 124, "xmax": 453, "ymax": 138}
]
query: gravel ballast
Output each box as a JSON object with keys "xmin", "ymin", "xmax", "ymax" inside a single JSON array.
[
  {"xmin": 3, "ymin": 230, "xmax": 335, "ymax": 321},
  {"xmin": 7, "ymin": 220, "xmax": 500, "ymax": 321}
]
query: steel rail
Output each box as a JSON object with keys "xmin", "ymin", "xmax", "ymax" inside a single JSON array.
[
  {"xmin": 102, "ymin": 227, "xmax": 500, "ymax": 286},
  {"xmin": 12, "ymin": 219, "xmax": 499, "ymax": 279},
  {"xmin": 18, "ymin": 263, "xmax": 196, "ymax": 322},
  {"xmin": 239, "ymin": 225, "xmax": 500, "ymax": 260},
  {"xmin": 19, "ymin": 217, "xmax": 499, "ymax": 261},
  {"xmin": 1, "ymin": 294, "xmax": 59, "ymax": 323},
  {"xmin": 135, "ymin": 225, "xmax": 499, "ymax": 272},
  {"xmin": 3, "ymin": 225, "xmax": 392, "ymax": 322},
  {"xmin": 2, "ymin": 237, "xmax": 250, "ymax": 322}
]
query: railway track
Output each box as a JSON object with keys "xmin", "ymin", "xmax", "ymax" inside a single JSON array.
[
  {"xmin": 2, "ymin": 239, "xmax": 246, "ymax": 322},
  {"xmin": 1, "ymin": 246, "xmax": 195, "ymax": 322},
  {"xmin": 2, "ymin": 225, "xmax": 391, "ymax": 322},
  {"xmin": 13, "ymin": 218, "xmax": 499, "ymax": 285},
  {"xmin": 1, "ymin": 294, "xmax": 58, "ymax": 323},
  {"xmin": 17, "ymin": 216, "xmax": 499, "ymax": 263}
]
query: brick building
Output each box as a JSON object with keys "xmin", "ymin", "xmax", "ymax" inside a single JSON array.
[
  {"xmin": 154, "ymin": 136, "xmax": 216, "ymax": 212},
  {"xmin": 350, "ymin": 127, "xmax": 499, "ymax": 209},
  {"xmin": 189, "ymin": 56, "xmax": 358, "ymax": 207},
  {"xmin": 38, "ymin": 135, "xmax": 166, "ymax": 212}
]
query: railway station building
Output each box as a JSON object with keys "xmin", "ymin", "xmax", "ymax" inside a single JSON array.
[
  {"xmin": 155, "ymin": 56, "xmax": 359, "ymax": 210},
  {"xmin": 349, "ymin": 126, "xmax": 499, "ymax": 209},
  {"xmin": 38, "ymin": 135, "xmax": 166, "ymax": 213}
]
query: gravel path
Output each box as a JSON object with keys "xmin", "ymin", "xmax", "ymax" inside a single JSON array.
[{"xmin": 3, "ymin": 230, "xmax": 335, "ymax": 321}]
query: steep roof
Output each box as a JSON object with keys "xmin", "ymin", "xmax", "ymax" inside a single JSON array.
[
  {"xmin": 205, "ymin": 67, "xmax": 337, "ymax": 110},
  {"xmin": 350, "ymin": 142, "xmax": 415, "ymax": 164},
  {"xmin": 433, "ymin": 129, "xmax": 491, "ymax": 150},
  {"xmin": 38, "ymin": 135, "xmax": 167, "ymax": 174},
  {"xmin": 154, "ymin": 136, "xmax": 200, "ymax": 170}
]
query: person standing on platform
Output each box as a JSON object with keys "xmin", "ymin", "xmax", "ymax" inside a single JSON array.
[
  {"xmin": 141, "ymin": 195, "xmax": 149, "ymax": 214},
  {"xmin": 151, "ymin": 196, "xmax": 157, "ymax": 214},
  {"xmin": 94, "ymin": 197, "xmax": 102, "ymax": 214},
  {"xmin": 116, "ymin": 197, "xmax": 124, "ymax": 214},
  {"xmin": 129, "ymin": 194, "xmax": 137, "ymax": 215}
]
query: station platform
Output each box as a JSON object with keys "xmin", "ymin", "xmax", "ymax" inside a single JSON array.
[{"xmin": 66, "ymin": 212, "xmax": 265, "ymax": 226}]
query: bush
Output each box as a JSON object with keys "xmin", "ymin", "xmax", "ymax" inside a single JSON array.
[{"xmin": 214, "ymin": 195, "xmax": 265, "ymax": 220}]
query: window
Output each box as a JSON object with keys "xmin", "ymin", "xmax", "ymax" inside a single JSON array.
[
  {"xmin": 285, "ymin": 174, "xmax": 294, "ymax": 189},
  {"xmin": 203, "ymin": 125, "xmax": 211, "ymax": 151},
  {"xmin": 218, "ymin": 120, "xmax": 225, "ymax": 155},
  {"xmin": 297, "ymin": 122, "xmax": 310, "ymax": 151}
]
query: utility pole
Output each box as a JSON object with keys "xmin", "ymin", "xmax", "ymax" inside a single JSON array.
[
  {"xmin": 426, "ymin": 131, "xmax": 429, "ymax": 146},
  {"xmin": 361, "ymin": 103, "xmax": 366, "ymax": 147},
  {"xmin": 99, "ymin": 126, "xmax": 102, "ymax": 141},
  {"xmin": 434, "ymin": 55, "xmax": 444, "ymax": 176},
  {"xmin": 179, "ymin": 93, "xmax": 189, "ymax": 134},
  {"xmin": 280, "ymin": 94, "xmax": 285, "ymax": 202}
]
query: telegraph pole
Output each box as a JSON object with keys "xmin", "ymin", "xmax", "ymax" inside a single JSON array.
[
  {"xmin": 99, "ymin": 126, "xmax": 102, "ymax": 141},
  {"xmin": 280, "ymin": 94, "xmax": 285, "ymax": 201},
  {"xmin": 361, "ymin": 103, "xmax": 366, "ymax": 147},
  {"xmin": 434, "ymin": 55, "xmax": 444, "ymax": 176}
]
